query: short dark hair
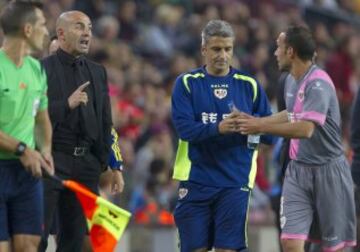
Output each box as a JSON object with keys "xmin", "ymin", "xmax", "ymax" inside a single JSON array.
[
  {"xmin": 285, "ymin": 26, "xmax": 316, "ymax": 61},
  {"xmin": 0, "ymin": 1, "xmax": 43, "ymax": 36}
]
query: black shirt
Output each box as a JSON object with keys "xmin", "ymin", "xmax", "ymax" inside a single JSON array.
[{"xmin": 52, "ymin": 49, "xmax": 96, "ymax": 147}]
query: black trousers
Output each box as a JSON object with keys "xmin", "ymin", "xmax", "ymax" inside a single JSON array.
[{"xmin": 39, "ymin": 150, "xmax": 101, "ymax": 252}]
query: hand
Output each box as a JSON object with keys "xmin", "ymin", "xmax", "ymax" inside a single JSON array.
[
  {"xmin": 218, "ymin": 111, "xmax": 242, "ymax": 134},
  {"xmin": 68, "ymin": 81, "xmax": 90, "ymax": 109},
  {"xmin": 237, "ymin": 116, "xmax": 263, "ymax": 135},
  {"xmin": 41, "ymin": 151, "xmax": 55, "ymax": 176},
  {"xmin": 237, "ymin": 111, "xmax": 254, "ymax": 119},
  {"xmin": 110, "ymin": 170, "xmax": 125, "ymax": 194},
  {"xmin": 99, "ymin": 168, "xmax": 125, "ymax": 195},
  {"xmin": 19, "ymin": 148, "xmax": 49, "ymax": 178}
]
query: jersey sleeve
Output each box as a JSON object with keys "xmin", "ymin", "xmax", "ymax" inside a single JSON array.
[
  {"xmin": 298, "ymin": 79, "xmax": 332, "ymax": 126},
  {"xmin": 108, "ymin": 128, "xmax": 124, "ymax": 170},
  {"xmin": 253, "ymin": 80, "xmax": 275, "ymax": 145},
  {"xmin": 171, "ymin": 74, "xmax": 219, "ymax": 143},
  {"xmin": 253, "ymin": 80, "xmax": 272, "ymax": 118}
]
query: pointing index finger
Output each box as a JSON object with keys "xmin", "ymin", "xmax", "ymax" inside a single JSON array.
[{"xmin": 77, "ymin": 81, "xmax": 90, "ymax": 91}]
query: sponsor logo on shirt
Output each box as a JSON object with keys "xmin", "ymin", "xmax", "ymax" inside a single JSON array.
[
  {"xmin": 211, "ymin": 84, "xmax": 228, "ymax": 89},
  {"xmin": 201, "ymin": 112, "xmax": 229, "ymax": 124},
  {"xmin": 286, "ymin": 93, "xmax": 294, "ymax": 97},
  {"xmin": 322, "ymin": 236, "xmax": 338, "ymax": 242},
  {"xmin": 312, "ymin": 82, "xmax": 323, "ymax": 90}
]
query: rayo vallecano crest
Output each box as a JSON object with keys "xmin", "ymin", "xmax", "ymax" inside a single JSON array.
[
  {"xmin": 214, "ymin": 88, "xmax": 227, "ymax": 99},
  {"xmin": 298, "ymin": 91, "xmax": 304, "ymax": 101},
  {"xmin": 178, "ymin": 188, "xmax": 188, "ymax": 199}
]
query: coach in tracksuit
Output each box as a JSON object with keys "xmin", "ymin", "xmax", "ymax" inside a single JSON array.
[{"xmin": 171, "ymin": 20, "xmax": 273, "ymax": 252}]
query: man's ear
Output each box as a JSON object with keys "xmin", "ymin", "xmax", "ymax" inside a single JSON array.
[
  {"xmin": 57, "ymin": 27, "xmax": 65, "ymax": 41},
  {"xmin": 23, "ymin": 23, "xmax": 33, "ymax": 39},
  {"xmin": 201, "ymin": 45, "xmax": 206, "ymax": 56},
  {"xmin": 287, "ymin": 46, "xmax": 295, "ymax": 59}
]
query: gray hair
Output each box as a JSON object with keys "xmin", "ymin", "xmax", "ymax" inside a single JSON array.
[{"xmin": 201, "ymin": 20, "xmax": 234, "ymax": 45}]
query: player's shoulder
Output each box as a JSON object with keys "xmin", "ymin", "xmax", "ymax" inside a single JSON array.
[
  {"xmin": 231, "ymin": 68, "xmax": 261, "ymax": 93},
  {"xmin": 306, "ymin": 66, "xmax": 335, "ymax": 90},
  {"xmin": 25, "ymin": 55, "xmax": 41, "ymax": 69},
  {"xmin": 39, "ymin": 54, "xmax": 58, "ymax": 72},
  {"xmin": 308, "ymin": 65, "xmax": 330, "ymax": 80},
  {"xmin": 176, "ymin": 67, "xmax": 205, "ymax": 83},
  {"xmin": 25, "ymin": 55, "xmax": 45, "ymax": 77},
  {"xmin": 173, "ymin": 67, "xmax": 205, "ymax": 93},
  {"xmin": 231, "ymin": 67, "xmax": 257, "ymax": 82},
  {"xmin": 0, "ymin": 50, "xmax": 7, "ymax": 62}
]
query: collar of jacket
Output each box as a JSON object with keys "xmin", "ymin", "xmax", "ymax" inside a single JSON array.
[{"xmin": 56, "ymin": 48, "xmax": 85, "ymax": 67}]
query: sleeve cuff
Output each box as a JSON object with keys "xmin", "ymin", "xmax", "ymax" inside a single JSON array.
[
  {"xmin": 110, "ymin": 164, "xmax": 123, "ymax": 171},
  {"xmin": 291, "ymin": 111, "xmax": 326, "ymax": 126}
]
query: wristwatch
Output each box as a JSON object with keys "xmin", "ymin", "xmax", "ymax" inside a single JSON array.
[{"xmin": 15, "ymin": 142, "xmax": 27, "ymax": 156}]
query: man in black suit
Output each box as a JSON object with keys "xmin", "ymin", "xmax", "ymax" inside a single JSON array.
[{"xmin": 39, "ymin": 11, "xmax": 118, "ymax": 251}]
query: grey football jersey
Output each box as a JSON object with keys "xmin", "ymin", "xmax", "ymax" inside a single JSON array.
[{"xmin": 285, "ymin": 65, "xmax": 343, "ymax": 165}]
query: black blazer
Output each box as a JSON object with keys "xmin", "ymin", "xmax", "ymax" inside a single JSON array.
[{"xmin": 41, "ymin": 53, "xmax": 112, "ymax": 166}]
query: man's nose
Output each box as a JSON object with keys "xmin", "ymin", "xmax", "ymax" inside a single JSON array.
[
  {"xmin": 218, "ymin": 49, "xmax": 227, "ymax": 58},
  {"xmin": 83, "ymin": 28, "xmax": 91, "ymax": 36}
]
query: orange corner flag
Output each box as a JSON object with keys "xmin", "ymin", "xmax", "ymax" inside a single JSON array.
[{"xmin": 63, "ymin": 180, "xmax": 131, "ymax": 252}]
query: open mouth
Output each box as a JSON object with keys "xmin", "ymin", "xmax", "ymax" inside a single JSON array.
[{"xmin": 79, "ymin": 39, "xmax": 89, "ymax": 47}]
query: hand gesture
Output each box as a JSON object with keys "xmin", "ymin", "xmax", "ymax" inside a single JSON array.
[
  {"xmin": 218, "ymin": 111, "xmax": 241, "ymax": 134},
  {"xmin": 237, "ymin": 115, "xmax": 262, "ymax": 135},
  {"xmin": 68, "ymin": 81, "xmax": 90, "ymax": 109}
]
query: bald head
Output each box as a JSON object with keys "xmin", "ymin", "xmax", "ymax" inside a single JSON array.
[
  {"xmin": 56, "ymin": 11, "xmax": 88, "ymax": 30},
  {"xmin": 56, "ymin": 11, "xmax": 92, "ymax": 56}
]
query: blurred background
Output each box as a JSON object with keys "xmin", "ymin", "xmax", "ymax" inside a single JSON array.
[{"xmin": 1, "ymin": 0, "xmax": 359, "ymax": 251}]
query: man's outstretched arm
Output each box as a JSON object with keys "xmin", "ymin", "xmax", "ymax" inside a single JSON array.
[{"xmin": 237, "ymin": 110, "xmax": 315, "ymax": 139}]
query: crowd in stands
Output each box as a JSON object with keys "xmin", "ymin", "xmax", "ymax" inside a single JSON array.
[{"xmin": 0, "ymin": 0, "xmax": 359, "ymax": 227}]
